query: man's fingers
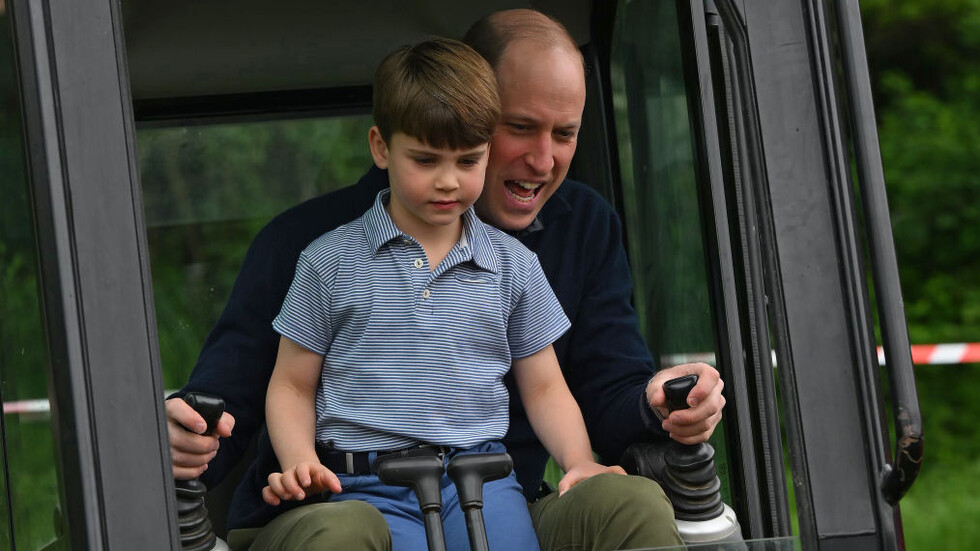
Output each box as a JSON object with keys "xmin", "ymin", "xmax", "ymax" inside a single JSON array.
[
  {"xmin": 688, "ymin": 365, "xmax": 722, "ymax": 407},
  {"xmin": 173, "ymin": 463, "xmax": 208, "ymax": 480},
  {"xmin": 215, "ymin": 412, "xmax": 235, "ymax": 438},
  {"xmin": 165, "ymin": 398, "xmax": 207, "ymax": 434},
  {"xmin": 170, "ymin": 447, "xmax": 217, "ymax": 469},
  {"xmin": 168, "ymin": 418, "xmax": 220, "ymax": 455}
]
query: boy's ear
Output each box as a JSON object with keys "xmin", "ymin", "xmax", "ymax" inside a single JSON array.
[{"xmin": 368, "ymin": 126, "xmax": 389, "ymax": 169}]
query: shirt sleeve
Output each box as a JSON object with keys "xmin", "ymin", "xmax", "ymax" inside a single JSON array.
[
  {"xmin": 557, "ymin": 201, "xmax": 670, "ymax": 463},
  {"xmin": 507, "ymin": 256, "xmax": 571, "ymax": 359},
  {"xmin": 272, "ymin": 252, "xmax": 333, "ymax": 355}
]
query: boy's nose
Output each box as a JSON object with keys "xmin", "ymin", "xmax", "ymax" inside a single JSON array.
[{"xmin": 434, "ymin": 172, "xmax": 460, "ymax": 190}]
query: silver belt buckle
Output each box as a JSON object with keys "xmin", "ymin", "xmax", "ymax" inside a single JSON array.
[{"xmin": 345, "ymin": 452, "xmax": 355, "ymax": 474}]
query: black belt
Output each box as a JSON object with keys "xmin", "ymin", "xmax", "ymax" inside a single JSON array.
[{"xmin": 315, "ymin": 443, "xmax": 450, "ymax": 475}]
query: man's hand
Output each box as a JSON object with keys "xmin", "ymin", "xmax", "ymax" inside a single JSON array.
[
  {"xmin": 646, "ymin": 363, "xmax": 725, "ymax": 445},
  {"xmin": 166, "ymin": 397, "xmax": 235, "ymax": 480},
  {"xmin": 262, "ymin": 462, "xmax": 342, "ymax": 505},
  {"xmin": 557, "ymin": 461, "xmax": 627, "ymax": 496}
]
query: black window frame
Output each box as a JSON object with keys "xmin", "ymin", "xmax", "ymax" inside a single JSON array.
[{"xmin": 9, "ymin": 0, "xmax": 178, "ymax": 547}]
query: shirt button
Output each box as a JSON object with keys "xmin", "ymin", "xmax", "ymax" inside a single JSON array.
[
  {"xmin": 422, "ymin": 289, "xmax": 431, "ymax": 299},
  {"xmin": 413, "ymin": 258, "xmax": 424, "ymax": 269}
]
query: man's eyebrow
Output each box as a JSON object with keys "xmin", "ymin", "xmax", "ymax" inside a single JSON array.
[{"xmin": 502, "ymin": 114, "xmax": 537, "ymax": 124}]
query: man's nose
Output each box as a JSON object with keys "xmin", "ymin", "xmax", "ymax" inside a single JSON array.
[{"xmin": 524, "ymin": 133, "xmax": 555, "ymax": 175}]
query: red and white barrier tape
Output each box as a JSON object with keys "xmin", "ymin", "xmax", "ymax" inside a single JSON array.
[
  {"xmin": 5, "ymin": 344, "xmax": 980, "ymax": 416},
  {"xmin": 663, "ymin": 343, "xmax": 980, "ymax": 368}
]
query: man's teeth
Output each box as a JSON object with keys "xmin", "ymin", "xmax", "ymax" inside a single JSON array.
[{"xmin": 506, "ymin": 181, "xmax": 542, "ymax": 203}]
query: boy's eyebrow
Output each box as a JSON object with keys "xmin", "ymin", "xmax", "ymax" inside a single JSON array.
[{"xmin": 405, "ymin": 146, "xmax": 487, "ymax": 157}]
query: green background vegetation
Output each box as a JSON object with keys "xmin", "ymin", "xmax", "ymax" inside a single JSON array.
[
  {"xmin": 862, "ymin": 1, "xmax": 980, "ymax": 548},
  {"xmin": 0, "ymin": 1, "xmax": 978, "ymax": 549}
]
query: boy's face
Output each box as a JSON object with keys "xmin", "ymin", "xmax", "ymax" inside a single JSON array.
[{"xmin": 369, "ymin": 128, "xmax": 489, "ymax": 236}]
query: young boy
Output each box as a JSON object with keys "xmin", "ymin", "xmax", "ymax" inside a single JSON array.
[{"xmin": 262, "ymin": 38, "xmax": 624, "ymax": 550}]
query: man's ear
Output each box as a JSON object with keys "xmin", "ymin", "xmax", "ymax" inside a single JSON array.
[{"xmin": 368, "ymin": 126, "xmax": 389, "ymax": 169}]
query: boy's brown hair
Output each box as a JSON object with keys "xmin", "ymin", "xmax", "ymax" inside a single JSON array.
[{"xmin": 373, "ymin": 37, "xmax": 500, "ymax": 150}]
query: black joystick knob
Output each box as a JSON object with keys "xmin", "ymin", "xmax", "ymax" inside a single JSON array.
[
  {"xmin": 176, "ymin": 393, "xmax": 225, "ymax": 551},
  {"xmin": 659, "ymin": 375, "xmax": 726, "ymax": 521},
  {"xmin": 447, "ymin": 453, "xmax": 513, "ymax": 551},
  {"xmin": 374, "ymin": 454, "xmax": 447, "ymax": 551}
]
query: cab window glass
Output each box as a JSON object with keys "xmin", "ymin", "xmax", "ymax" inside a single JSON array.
[
  {"xmin": 0, "ymin": 7, "xmax": 69, "ymax": 549},
  {"xmin": 609, "ymin": 0, "xmax": 731, "ymax": 497},
  {"xmin": 136, "ymin": 115, "xmax": 374, "ymax": 387}
]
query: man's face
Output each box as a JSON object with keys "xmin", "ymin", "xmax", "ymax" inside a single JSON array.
[{"xmin": 476, "ymin": 41, "xmax": 587, "ymax": 232}]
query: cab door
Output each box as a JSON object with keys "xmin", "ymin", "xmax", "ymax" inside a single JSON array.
[
  {"xmin": 600, "ymin": 1, "xmax": 921, "ymax": 549},
  {"xmin": 6, "ymin": 0, "xmax": 178, "ymax": 548}
]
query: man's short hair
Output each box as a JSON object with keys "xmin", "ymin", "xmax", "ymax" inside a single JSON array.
[
  {"xmin": 373, "ymin": 37, "xmax": 500, "ymax": 150},
  {"xmin": 462, "ymin": 8, "xmax": 584, "ymax": 71}
]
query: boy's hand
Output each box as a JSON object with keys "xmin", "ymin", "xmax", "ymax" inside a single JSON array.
[
  {"xmin": 166, "ymin": 397, "xmax": 235, "ymax": 480},
  {"xmin": 556, "ymin": 462, "xmax": 626, "ymax": 496},
  {"xmin": 262, "ymin": 462, "xmax": 342, "ymax": 505}
]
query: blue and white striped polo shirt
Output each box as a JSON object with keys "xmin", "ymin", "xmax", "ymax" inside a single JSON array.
[{"xmin": 273, "ymin": 190, "xmax": 570, "ymax": 451}]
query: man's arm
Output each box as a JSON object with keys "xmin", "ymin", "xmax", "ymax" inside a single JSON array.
[
  {"xmin": 540, "ymin": 185, "xmax": 723, "ymax": 461},
  {"xmin": 513, "ymin": 345, "xmax": 625, "ymax": 495},
  {"xmin": 166, "ymin": 218, "xmax": 297, "ymax": 484}
]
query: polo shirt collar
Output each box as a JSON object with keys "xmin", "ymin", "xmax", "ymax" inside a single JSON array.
[{"xmin": 363, "ymin": 190, "xmax": 499, "ymax": 274}]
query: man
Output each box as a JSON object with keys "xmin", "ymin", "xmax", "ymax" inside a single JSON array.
[{"xmin": 168, "ymin": 9, "xmax": 725, "ymax": 551}]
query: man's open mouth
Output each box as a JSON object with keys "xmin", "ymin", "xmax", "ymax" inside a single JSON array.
[{"xmin": 505, "ymin": 180, "xmax": 543, "ymax": 203}]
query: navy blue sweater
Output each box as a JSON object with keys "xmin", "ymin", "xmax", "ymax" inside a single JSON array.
[{"xmin": 177, "ymin": 166, "xmax": 666, "ymax": 529}]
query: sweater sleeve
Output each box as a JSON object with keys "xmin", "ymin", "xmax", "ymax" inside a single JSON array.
[
  {"xmin": 171, "ymin": 219, "xmax": 300, "ymax": 487},
  {"xmin": 559, "ymin": 198, "xmax": 670, "ymax": 465}
]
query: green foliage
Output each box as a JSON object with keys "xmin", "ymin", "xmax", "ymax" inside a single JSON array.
[
  {"xmin": 900, "ymin": 367, "xmax": 980, "ymax": 549},
  {"xmin": 137, "ymin": 116, "xmax": 375, "ymax": 387},
  {"xmin": 861, "ymin": 2, "xmax": 980, "ymax": 547},
  {"xmin": 862, "ymin": 0, "xmax": 980, "ymax": 344}
]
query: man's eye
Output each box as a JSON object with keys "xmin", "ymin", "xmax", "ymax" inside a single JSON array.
[
  {"xmin": 556, "ymin": 130, "xmax": 578, "ymax": 141},
  {"xmin": 508, "ymin": 123, "xmax": 531, "ymax": 132}
]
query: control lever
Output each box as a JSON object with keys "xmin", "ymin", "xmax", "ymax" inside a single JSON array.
[
  {"xmin": 446, "ymin": 453, "xmax": 513, "ymax": 551},
  {"xmin": 176, "ymin": 393, "xmax": 230, "ymax": 551},
  {"xmin": 660, "ymin": 375, "xmax": 743, "ymax": 545},
  {"xmin": 374, "ymin": 454, "xmax": 447, "ymax": 551}
]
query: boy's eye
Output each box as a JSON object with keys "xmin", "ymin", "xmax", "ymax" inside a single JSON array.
[
  {"xmin": 458, "ymin": 158, "xmax": 480, "ymax": 167},
  {"xmin": 413, "ymin": 157, "xmax": 436, "ymax": 166}
]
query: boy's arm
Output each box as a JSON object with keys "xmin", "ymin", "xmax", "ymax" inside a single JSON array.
[
  {"xmin": 513, "ymin": 344, "xmax": 626, "ymax": 495},
  {"xmin": 265, "ymin": 336, "xmax": 341, "ymax": 503}
]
